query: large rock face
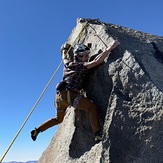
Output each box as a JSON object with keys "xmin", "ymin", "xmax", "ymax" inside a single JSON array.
[{"xmin": 38, "ymin": 18, "xmax": 163, "ymax": 163}]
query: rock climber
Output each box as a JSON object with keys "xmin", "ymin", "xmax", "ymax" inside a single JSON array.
[{"xmin": 30, "ymin": 40, "xmax": 120, "ymax": 142}]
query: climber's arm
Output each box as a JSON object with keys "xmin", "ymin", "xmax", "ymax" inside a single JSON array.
[
  {"xmin": 62, "ymin": 49, "xmax": 69, "ymax": 64},
  {"xmin": 84, "ymin": 40, "xmax": 120, "ymax": 69},
  {"xmin": 60, "ymin": 43, "xmax": 71, "ymax": 64}
]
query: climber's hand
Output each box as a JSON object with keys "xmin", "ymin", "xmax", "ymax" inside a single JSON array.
[
  {"xmin": 60, "ymin": 43, "xmax": 71, "ymax": 55},
  {"xmin": 60, "ymin": 43, "xmax": 71, "ymax": 61},
  {"xmin": 107, "ymin": 40, "xmax": 120, "ymax": 52}
]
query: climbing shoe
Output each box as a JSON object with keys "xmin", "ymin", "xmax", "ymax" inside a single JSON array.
[
  {"xmin": 95, "ymin": 130, "xmax": 102, "ymax": 143},
  {"xmin": 30, "ymin": 128, "xmax": 40, "ymax": 141}
]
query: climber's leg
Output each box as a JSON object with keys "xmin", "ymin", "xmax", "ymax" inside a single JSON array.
[{"xmin": 77, "ymin": 96, "xmax": 101, "ymax": 134}]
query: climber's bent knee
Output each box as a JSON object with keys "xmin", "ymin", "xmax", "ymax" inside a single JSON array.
[{"xmin": 56, "ymin": 110, "xmax": 65, "ymax": 123}]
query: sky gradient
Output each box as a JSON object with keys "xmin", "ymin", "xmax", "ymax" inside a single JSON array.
[{"xmin": 0, "ymin": 0, "xmax": 163, "ymax": 162}]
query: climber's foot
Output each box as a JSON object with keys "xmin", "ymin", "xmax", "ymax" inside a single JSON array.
[
  {"xmin": 31, "ymin": 128, "xmax": 40, "ymax": 141},
  {"xmin": 95, "ymin": 130, "xmax": 102, "ymax": 143}
]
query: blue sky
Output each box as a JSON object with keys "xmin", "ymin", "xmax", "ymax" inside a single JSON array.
[{"xmin": 0, "ymin": 0, "xmax": 162, "ymax": 162}]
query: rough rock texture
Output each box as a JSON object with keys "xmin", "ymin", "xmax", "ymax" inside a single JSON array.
[{"xmin": 38, "ymin": 18, "xmax": 163, "ymax": 163}]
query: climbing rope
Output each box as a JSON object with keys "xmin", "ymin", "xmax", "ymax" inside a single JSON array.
[{"xmin": 0, "ymin": 21, "xmax": 88, "ymax": 163}]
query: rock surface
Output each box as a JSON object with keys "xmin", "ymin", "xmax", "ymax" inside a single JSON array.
[{"xmin": 38, "ymin": 18, "xmax": 163, "ymax": 163}]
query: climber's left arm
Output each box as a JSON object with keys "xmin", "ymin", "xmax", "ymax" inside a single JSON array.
[{"xmin": 84, "ymin": 40, "xmax": 120, "ymax": 69}]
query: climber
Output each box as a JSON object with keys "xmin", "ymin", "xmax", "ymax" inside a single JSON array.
[{"xmin": 30, "ymin": 40, "xmax": 120, "ymax": 143}]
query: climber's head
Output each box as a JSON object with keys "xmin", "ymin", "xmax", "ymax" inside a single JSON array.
[{"xmin": 73, "ymin": 43, "xmax": 90, "ymax": 62}]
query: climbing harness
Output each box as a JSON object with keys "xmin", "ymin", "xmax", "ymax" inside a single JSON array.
[{"xmin": 0, "ymin": 21, "xmax": 88, "ymax": 163}]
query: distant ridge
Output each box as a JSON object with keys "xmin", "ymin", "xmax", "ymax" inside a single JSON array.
[{"xmin": 3, "ymin": 161, "xmax": 37, "ymax": 163}]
